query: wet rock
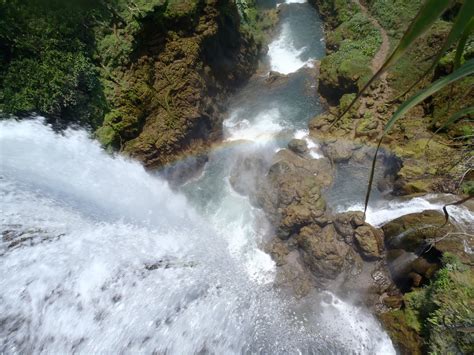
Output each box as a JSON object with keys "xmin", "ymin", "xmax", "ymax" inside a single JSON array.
[
  {"xmin": 279, "ymin": 201, "xmax": 326, "ymax": 239},
  {"xmin": 334, "ymin": 211, "xmax": 364, "ymax": 241},
  {"xmin": 265, "ymin": 71, "xmax": 289, "ymax": 85},
  {"xmin": 296, "ymin": 224, "xmax": 350, "ymax": 280},
  {"xmin": 255, "ymin": 148, "xmax": 333, "ymax": 238},
  {"xmin": 387, "ymin": 248, "xmax": 440, "ymax": 290},
  {"xmin": 270, "ymin": 241, "xmax": 290, "ymax": 266},
  {"xmin": 382, "ymin": 295, "xmax": 403, "ymax": 309},
  {"xmin": 320, "ymin": 141, "xmax": 353, "ymax": 162},
  {"xmin": 410, "ymin": 257, "xmax": 438, "ymax": 279},
  {"xmin": 408, "ymin": 272, "xmax": 423, "ymax": 287},
  {"xmin": 229, "ymin": 153, "xmax": 269, "ymax": 197},
  {"xmin": 379, "ymin": 311, "xmax": 423, "ymax": 355},
  {"xmin": 354, "ymin": 225, "xmax": 383, "ymax": 260},
  {"xmin": 382, "ymin": 210, "xmax": 456, "ymax": 254},
  {"xmin": 288, "ymin": 139, "xmax": 308, "ymax": 155}
]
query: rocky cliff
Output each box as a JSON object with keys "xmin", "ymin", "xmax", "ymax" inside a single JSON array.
[
  {"xmin": 96, "ymin": 0, "xmax": 262, "ymax": 167},
  {"xmin": 0, "ymin": 0, "xmax": 264, "ymax": 168}
]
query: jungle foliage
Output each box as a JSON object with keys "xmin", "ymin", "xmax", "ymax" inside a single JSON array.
[
  {"xmin": 395, "ymin": 254, "xmax": 473, "ymax": 354},
  {"xmin": 343, "ymin": 0, "xmax": 474, "ymax": 211},
  {"xmin": 0, "ymin": 0, "xmax": 108, "ymax": 127}
]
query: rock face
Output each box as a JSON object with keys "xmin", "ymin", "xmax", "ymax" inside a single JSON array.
[
  {"xmin": 297, "ymin": 224, "xmax": 350, "ymax": 280},
  {"xmin": 241, "ymin": 142, "xmax": 397, "ymax": 309},
  {"xmin": 382, "ymin": 209, "xmax": 472, "ymax": 263},
  {"xmin": 354, "ymin": 225, "xmax": 384, "ymax": 260},
  {"xmin": 382, "ymin": 209, "xmax": 473, "ymax": 290},
  {"xmin": 253, "ymin": 148, "xmax": 333, "ymax": 239},
  {"xmin": 96, "ymin": 0, "xmax": 261, "ymax": 168},
  {"xmin": 288, "ymin": 139, "xmax": 309, "ymax": 155}
]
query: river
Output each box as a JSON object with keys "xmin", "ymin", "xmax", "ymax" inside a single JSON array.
[{"xmin": 1, "ymin": 0, "xmax": 472, "ymax": 354}]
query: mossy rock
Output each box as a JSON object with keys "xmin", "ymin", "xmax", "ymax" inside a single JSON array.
[
  {"xmin": 383, "ymin": 256, "xmax": 474, "ymax": 354},
  {"xmin": 319, "ymin": 51, "xmax": 372, "ymax": 103},
  {"xmin": 166, "ymin": 0, "xmax": 199, "ymax": 18},
  {"xmin": 316, "ymin": 1, "xmax": 380, "ymax": 104},
  {"xmin": 382, "ymin": 210, "xmax": 473, "ymax": 265},
  {"xmin": 382, "ymin": 210, "xmax": 454, "ymax": 252},
  {"xmin": 379, "ymin": 311, "xmax": 423, "ymax": 355}
]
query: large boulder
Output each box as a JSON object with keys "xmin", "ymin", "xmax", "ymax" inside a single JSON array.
[
  {"xmin": 383, "ymin": 209, "xmax": 473, "ymax": 290},
  {"xmin": 354, "ymin": 225, "xmax": 384, "ymax": 260},
  {"xmin": 229, "ymin": 153, "xmax": 269, "ymax": 197},
  {"xmin": 296, "ymin": 224, "xmax": 350, "ymax": 280},
  {"xmin": 255, "ymin": 148, "xmax": 334, "ymax": 238},
  {"xmin": 320, "ymin": 141, "xmax": 353, "ymax": 163},
  {"xmin": 288, "ymin": 139, "xmax": 308, "ymax": 156},
  {"xmin": 382, "ymin": 210, "xmax": 464, "ymax": 257},
  {"xmin": 334, "ymin": 211, "xmax": 384, "ymax": 260}
]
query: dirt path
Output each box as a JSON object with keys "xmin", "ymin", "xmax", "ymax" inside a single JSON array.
[
  {"xmin": 352, "ymin": 0, "xmax": 390, "ymax": 73},
  {"xmin": 349, "ymin": 0, "xmax": 394, "ymax": 136}
]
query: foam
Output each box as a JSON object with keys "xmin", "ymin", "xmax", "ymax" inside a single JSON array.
[
  {"xmin": 268, "ymin": 23, "xmax": 312, "ymax": 74},
  {"xmin": 0, "ymin": 119, "xmax": 394, "ymax": 353}
]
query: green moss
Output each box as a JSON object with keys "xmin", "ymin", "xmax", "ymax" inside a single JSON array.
[
  {"xmin": 166, "ymin": 0, "xmax": 198, "ymax": 18},
  {"xmin": 386, "ymin": 20, "xmax": 451, "ymax": 95},
  {"xmin": 238, "ymin": 0, "xmax": 274, "ymax": 49},
  {"xmin": 366, "ymin": 0, "xmax": 423, "ymax": 39},
  {"xmin": 318, "ymin": 2, "xmax": 381, "ymax": 102},
  {"xmin": 387, "ymin": 255, "xmax": 474, "ymax": 354},
  {"xmin": 431, "ymin": 77, "xmax": 474, "ymax": 138},
  {"xmin": 339, "ymin": 93, "xmax": 357, "ymax": 112},
  {"xmin": 0, "ymin": 0, "xmax": 106, "ymax": 127},
  {"xmin": 459, "ymin": 181, "xmax": 474, "ymax": 196}
]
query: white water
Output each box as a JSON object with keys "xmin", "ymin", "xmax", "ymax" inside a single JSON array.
[
  {"xmin": 282, "ymin": 0, "xmax": 308, "ymax": 5},
  {"xmin": 337, "ymin": 194, "xmax": 474, "ymax": 229},
  {"xmin": 268, "ymin": 22, "xmax": 313, "ymax": 74},
  {"xmin": 294, "ymin": 129, "xmax": 324, "ymax": 159},
  {"xmin": 223, "ymin": 107, "xmax": 286, "ymax": 143},
  {"xmin": 0, "ymin": 119, "xmax": 395, "ymax": 354}
]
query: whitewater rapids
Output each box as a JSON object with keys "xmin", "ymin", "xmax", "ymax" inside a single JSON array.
[{"xmin": 0, "ymin": 119, "xmax": 397, "ymax": 353}]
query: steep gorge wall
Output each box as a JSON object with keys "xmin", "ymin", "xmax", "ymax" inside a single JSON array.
[
  {"xmin": 0, "ymin": 0, "xmax": 263, "ymax": 168},
  {"xmin": 96, "ymin": 0, "xmax": 262, "ymax": 167}
]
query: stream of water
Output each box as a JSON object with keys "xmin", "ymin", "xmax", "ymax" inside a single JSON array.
[{"xmin": 1, "ymin": 1, "xmax": 472, "ymax": 354}]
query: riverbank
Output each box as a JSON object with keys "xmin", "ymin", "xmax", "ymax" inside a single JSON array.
[
  {"xmin": 305, "ymin": 0, "xmax": 473, "ymax": 352},
  {"xmin": 309, "ymin": 0, "xmax": 473, "ymax": 196}
]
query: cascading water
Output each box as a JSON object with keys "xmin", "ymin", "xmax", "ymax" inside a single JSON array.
[
  {"xmin": 0, "ymin": 118, "xmax": 395, "ymax": 353},
  {"xmin": 4, "ymin": 1, "xmax": 470, "ymax": 354}
]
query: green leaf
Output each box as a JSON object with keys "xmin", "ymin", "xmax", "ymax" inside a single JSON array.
[
  {"xmin": 384, "ymin": 59, "xmax": 474, "ymax": 134},
  {"xmin": 396, "ymin": 1, "xmax": 474, "ymax": 99},
  {"xmin": 432, "ymin": 106, "xmax": 474, "ymax": 136},
  {"xmin": 454, "ymin": 18, "xmax": 474, "ymax": 69},
  {"xmin": 334, "ymin": 0, "xmax": 453, "ymax": 126},
  {"xmin": 363, "ymin": 59, "xmax": 474, "ymax": 214}
]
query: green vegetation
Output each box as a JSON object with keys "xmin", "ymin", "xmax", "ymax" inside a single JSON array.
[
  {"xmin": 386, "ymin": 254, "xmax": 474, "ymax": 354},
  {"xmin": 366, "ymin": 0, "xmax": 424, "ymax": 38},
  {"xmin": 238, "ymin": 0, "xmax": 277, "ymax": 47},
  {"xmin": 326, "ymin": 0, "xmax": 474, "ymax": 210},
  {"xmin": 318, "ymin": 1, "xmax": 381, "ymax": 102},
  {"xmin": 0, "ymin": 0, "xmax": 106, "ymax": 127}
]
